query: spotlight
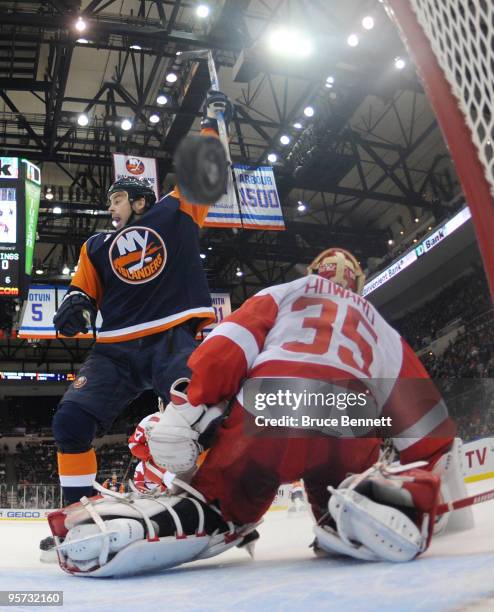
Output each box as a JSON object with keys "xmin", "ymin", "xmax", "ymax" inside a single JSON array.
[
  {"xmin": 149, "ymin": 113, "xmax": 160, "ymax": 124},
  {"xmin": 35, "ymin": 269, "xmax": 44, "ymax": 276},
  {"xmin": 399, "ymin": 230, "xmax": 404, "ymax": 235},
  {"xmin": 303, "ymin": 106, "xmax": 314, "ymax": 117},
  {"xmin": 45, "ymin": 189, "xmax": 54, "ymax": 201},
  {"xmin": 235, "ymin": 267, "xmax": 243, "ymax": 277},
  {"xmin": 413, "ymin": 238, "xmax": 418, "ymax": 243},
  {"xmin": 394, "ymin": 56, "xmax": 406, "ymax": 70},
  {"xmin": 293, "ymin": 122, "xmax": 303, "ymax": 129},
  {"xmin": 130, "ymin": 44, "xmax": 142, "ymax": 50},
  {"xmin": 77, "ymin": 113, "xmax": 89, "ymax": 127},
  {"xmin": 428, "ymin": 226, "xmax": 432, "ymax": 231},
  {"xmin": 362, "ymin": 16, "xmax": 375, "ymax": 30},
  {"xmin": 156, "ymin": 93, "xmax": 168, "ymax": 105},
  {"xmin": 196, "ymin": 4, "xmax": 210, "ymax": 18},
  {"xmin": 267, "ymin": 28, "xmax": 313, "ymax": 58},
  {"xmin": 200, "ymin": 253, "xmax": 206, "ymax": 259},
  {"xmin": 76, "ymin": 38, "xmax": 89, "ymax": 44},
  {"xmin": 53, "ymin": 206, "xmax": 62, "ymax": 214},
  {"xmin": 120, "ymin": 118, "xmax": 132, "ymax": 131},
  {"xmin": 75, "ymin": 17, "xmax": 86, "ymax": 32},
  {"xmin": 297, "ymin": 201, "xmax": 306, "ymax": 212},
  {"xmin": 207, "ymin": 246, "xmax": 213, "ymax": 251},
  {"xmin": 280, "ymin": 135, "xmax": 290, "ymax": 145},
  {"xmin": 414, "ymin": 217, "xmax": 419, "ymax": 223},
  {"xmin": 267, "ymin": 153, "xmax": 278, "ymax": 163},
  {"xmin": 62, "ymin": 266, "xmax": 70, "ymax": 275},
  {"xmin": 165, "ymin": 72, "xmax": 178, "ymax": 83},
  {"xmin": 388, "ymin": 239, "xmax": 394, "ymax": 246},
  {"xmin": 347, "ymin": 34, "xmax": 359, "ymax": 47}
]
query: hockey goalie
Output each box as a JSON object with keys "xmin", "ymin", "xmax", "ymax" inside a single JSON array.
[{"xmin": 47, "ymin": 248, "xmax": 472, "ymax": 577}]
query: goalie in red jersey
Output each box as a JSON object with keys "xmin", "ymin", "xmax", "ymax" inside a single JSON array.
[{"xmin": 47, "ymin": 248, "xmax": 472, "ymax": 577}]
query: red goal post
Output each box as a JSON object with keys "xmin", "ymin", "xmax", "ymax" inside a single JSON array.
[{"xmin": 384, "ymin": 0, "xmax": 494, "ymax": 302}]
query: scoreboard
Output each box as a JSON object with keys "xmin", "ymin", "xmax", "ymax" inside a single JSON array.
[{"xmin": 0, "ymin": 157, "xmax": 41, "ymax": 298}]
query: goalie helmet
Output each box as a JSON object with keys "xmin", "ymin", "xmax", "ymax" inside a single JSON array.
[
  {"xmin": 307, "ymin": 248, "xmax": 365, "ymax": 295},
  {"xmin": 107, "ymin": 177, "xmax": 156, "ymax": 211}
]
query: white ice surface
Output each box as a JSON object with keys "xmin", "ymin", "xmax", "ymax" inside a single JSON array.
[{"xmin": 1, "ymin": 482, "xmax": 493, "ymax": 612}]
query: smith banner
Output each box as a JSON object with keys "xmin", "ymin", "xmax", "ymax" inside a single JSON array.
[
  {"xmin": 204, "ymin": 165, "xmax": 285, "ymax": 230},
  {"xmin": 113, "ymin": 154, "xmax": 159, "ymax": 200}
]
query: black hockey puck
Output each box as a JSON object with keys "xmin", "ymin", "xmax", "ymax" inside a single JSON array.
[{"xmin": 174, "ymin": 135, "xmax": 228, "ymax": 205}]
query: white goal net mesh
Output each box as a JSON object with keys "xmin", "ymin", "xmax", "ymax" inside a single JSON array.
[{"xmin": 405, "ymin": 0, "xmax": 494, "ymax": 195}]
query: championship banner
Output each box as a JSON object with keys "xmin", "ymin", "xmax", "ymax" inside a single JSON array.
[
  {"xmin": 18, "ymin": 286, "xmax": 228, "ymax": 340},
  {"xmin": 112, "ymin": 154, "xmax": 159, "ymax": 200},
  {"xmin": 204, "ymin": 164, "xmax": 285, "ymax": 230}
]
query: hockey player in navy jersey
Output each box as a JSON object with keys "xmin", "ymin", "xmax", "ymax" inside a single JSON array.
[{"xmin": 49, "ymin": 91, "xmax": 233, "ymax": 507}]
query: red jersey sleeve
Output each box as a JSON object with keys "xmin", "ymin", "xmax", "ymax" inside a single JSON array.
[
  {"xmin": 383, "ymin": 338, "xmax": 456, "ymax": 464},
  {"xmin": 187, "ymin": 292, "xmax": 279, "ymax": 406}
]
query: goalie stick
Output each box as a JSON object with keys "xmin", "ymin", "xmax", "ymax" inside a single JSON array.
[{"xmin": 437, "ymin": 487, "xmax": 494, "ymax": 516}]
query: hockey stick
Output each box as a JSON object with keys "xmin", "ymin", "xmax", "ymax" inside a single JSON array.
[
  {"xmin": 175, "ymin": 49, "xmax": 239, "ymax": 213},
  {"xmin": 436, "ymin": 487, "xmax": 494, "ymax": 515}
]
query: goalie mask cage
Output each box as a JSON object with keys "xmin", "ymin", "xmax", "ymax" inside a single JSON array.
[{"xmin": 384, "ymin": 0, "xmax": 494, "ymax": 302}]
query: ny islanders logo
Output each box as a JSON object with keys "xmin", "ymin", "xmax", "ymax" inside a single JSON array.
[
  {"xmin": 125, "ymin": 157, "xmax": 145, "ymax": 175},
  {"xmin": 109, "ymin": 226, "xmax": 166, "ymax": 284}
]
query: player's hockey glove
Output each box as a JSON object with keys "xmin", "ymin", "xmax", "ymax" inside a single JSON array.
[
  {"xmin": 201, "ymin": 90, "xmax": 233, "ymax": 134},
  {"xmin": 53, "ymin": 290, "xmax": 97, "ymax": 337},
  {"xmin": 314, "ymin": 462, "xmax": 441, "ymax": 562},
  {"xmin": 147, "ymin": 378, "xmax": 226, "ymax": 475}
]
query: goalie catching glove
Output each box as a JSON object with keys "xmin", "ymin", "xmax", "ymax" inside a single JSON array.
[
  {"xmin": 147, "ymin": 378, "xmax": 226, "ymax": 475},
  {"xmin": 53, "ymin": 290, "xmax": 97, "ymax": 337},
  {"xmin": 314, "ymin": 462, "xmax": 441, "ymax": 562}
]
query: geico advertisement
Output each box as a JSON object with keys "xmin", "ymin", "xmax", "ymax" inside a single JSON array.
[{"xmin": 0, "ymin": 508, "xmax": 52, "ymax": 520}]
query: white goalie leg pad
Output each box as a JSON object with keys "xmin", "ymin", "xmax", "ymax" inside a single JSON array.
[
  {"xmin": 76, "ymin": 534, "xmax": 212, "ymax": 578},
  {"xmin": 433, "ymin": 438, "xmax": 474, "ymax": 534},
  {"xmin": 52, "ymin": 484, "xmax": 256, "ymax": 577},
  {"xmin": 315, "ymin": 488, "xmax": 426, "ymax": 563},
  {"xmin": 59, "ymin": 519, "xmax": 145, "ymax": 571}
]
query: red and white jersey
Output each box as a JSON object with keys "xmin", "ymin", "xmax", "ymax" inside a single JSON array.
[
  {"xmin": 188, "ymin": 275, "xmax": 455, "ymax": 464},
  {"xmin": 128, "ymin": 412, "xmax": 161, "ymax": 461}
]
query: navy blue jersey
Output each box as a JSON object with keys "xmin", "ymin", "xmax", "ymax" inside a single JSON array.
[{"xmin": 70, "ymin": 191, "xmax": 215, "ymax": 342}]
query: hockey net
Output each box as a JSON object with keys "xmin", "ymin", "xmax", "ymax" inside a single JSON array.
[{"xmin": 384, "ymin": 0, "xmax": 494, "ymax": 301}]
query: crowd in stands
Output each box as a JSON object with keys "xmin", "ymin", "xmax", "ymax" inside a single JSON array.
[
  {"xmin": 394, "ymin": 267, "xmax": 492, "ymax": 350},
  {"xmin": 15, "ymin": 442, "xmax": 58, "ymax": 485}
]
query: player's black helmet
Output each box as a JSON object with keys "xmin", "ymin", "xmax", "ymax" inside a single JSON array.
[{"xmin": 107, "ymin": 177, "xmax": 156, "ymax": 210}]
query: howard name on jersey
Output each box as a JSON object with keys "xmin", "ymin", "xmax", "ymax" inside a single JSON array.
[
  {"xmin": 69, "ymin": 191, "xmax": 215, "ymax": 342},
  {"xmin": 187, "ymin": 275, "xmax": 455, "ymax": 463}
]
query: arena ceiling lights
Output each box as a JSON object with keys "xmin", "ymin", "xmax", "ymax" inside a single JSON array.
[{"xmin": 266, "ymin": 28, "xmax": 313, "ymax": 59}]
